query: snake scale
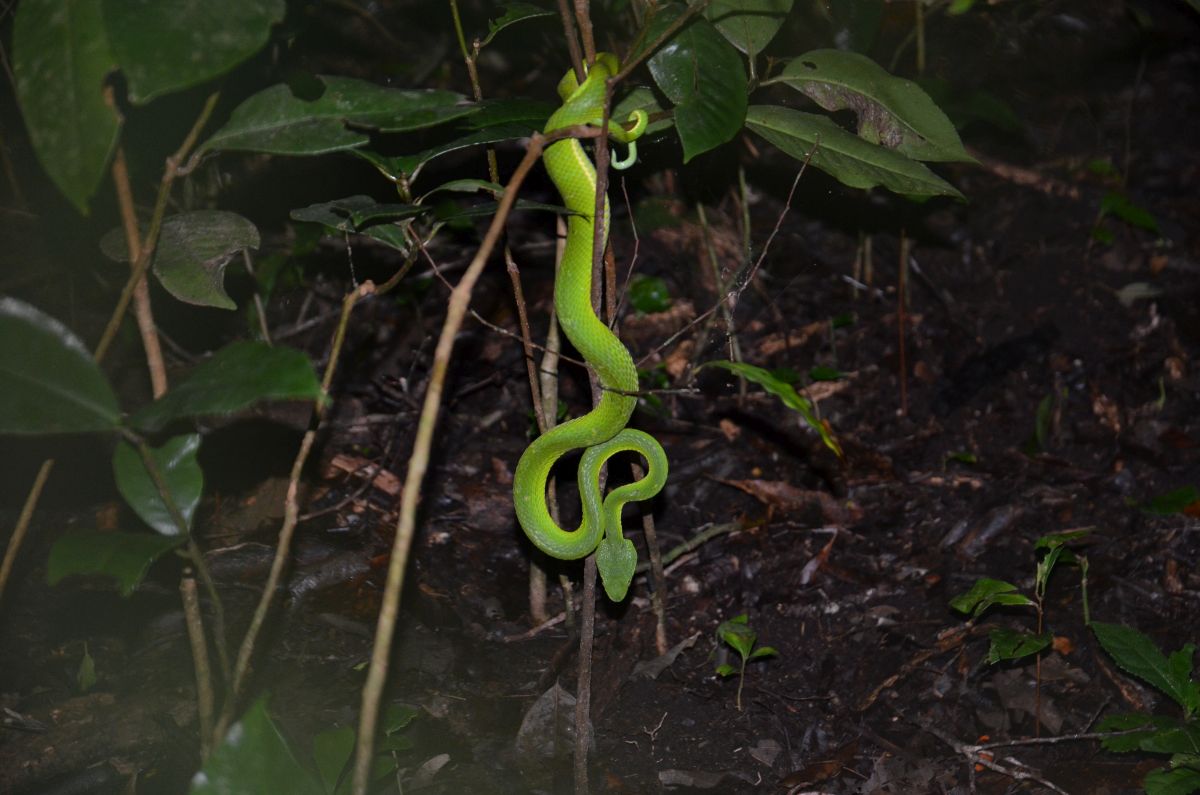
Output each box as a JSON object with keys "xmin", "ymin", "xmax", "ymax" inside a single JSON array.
[{"xmin": 512, "ymin": 54, "xmax": 667, "ymax": 602}]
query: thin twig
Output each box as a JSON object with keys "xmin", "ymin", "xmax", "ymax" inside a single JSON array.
[
  {"xmin": 573, "ymin": 0, "xmax": 596, "ymax": 65},
  {"xmin": 0, "ymin": 459, "xmax": 54, "ymax": 610},
  {"xmin": 181, "ymin": 572, "xmax": 215, "ymax": 760},
  {"xmin": 351, "ymin": 130, "xmax": 557, "ymax": 795},
  {"xmin": 574, "ymin": 556, "xmax": 597, "ymax": 795},
  {"xmin": 555, "ymin": 0, "xmax": 586, "ymax": 82}
]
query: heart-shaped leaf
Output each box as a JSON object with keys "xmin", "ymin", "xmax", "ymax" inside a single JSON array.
[
  {"xmin": 0, "ymin": 297, "xmax": 120, "ymax": 434},
  {"xmin": 705, "ymin": 0, "xmax": 793, "ymax": 59},
  {"xmin": 113, "ymin": 434, "xmax": 203, "ymax": 536}
]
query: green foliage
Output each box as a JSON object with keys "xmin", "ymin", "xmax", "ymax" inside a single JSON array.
[
  {"xmin": 483, "ymin": 3, "xmax": 556, "ymax": 47},
  {"xmin": 1092, "ymin": 623, "xmax": 1200, "ymax": 794},
  {"xmin": 47, "ymin": 531, "xmax": 183, "ymax": 596},
  {"xmin": 715, "ymin": 614, "xmax": 778, "ymax": 711},
  {"xmin": 1143, "ymin": 486, "xmax": 1200, "ymax": 516},
  {"xmin": 0, "ymin": 297, "xmax": 121, "ymax": 434},
  {"xmin": 191, "ymin": 698, "xmax": 324, "ymax": 795},
  {"xmin": 629, "ymin": 275, "xmax": 673, "ymax": 314},
  {"xmin": 77, "ymin": 642, "xmax": 97, "ymax": 693},
  {"xmin": 113, "ymin": 434, "xmax": 203, "ymax": 537},
  {"xmin": 705, "ymin": 0, "xmax": 794, "ymax": 59},
  {"xmin": 703, "ymin": 360, "xmax": 842, "ymax": 457}
]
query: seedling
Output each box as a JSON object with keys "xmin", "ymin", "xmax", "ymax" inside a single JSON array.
[
  {"xmin": 951, "ymin": 530, "xmax": 1091, "ymax": 732},
  {"xmin": 715, "ymin": 614, "xmax": 778, "ymax": 711}
]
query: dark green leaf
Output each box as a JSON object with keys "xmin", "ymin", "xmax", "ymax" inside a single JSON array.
[
  {"xmin": 1144, "ymin": 486, "xmax": 1200, "ymax": 516},
  {"xmin": 1144, "ymin": 765, "xmax": 1200, "ymax": 795},
  {"xmin": 773, "ymin": 50, "xmax": 972, "ymax": 163},
  {"xmin": 704, "ymin": 0, "xmax": 793, "ymax": 58},
  {"xmin": 1100, "ymin": 192, "xmax": 1161, "ymax": 234},
  {"xmin": 419, "ymin": 178, "xmax": 505, "ymax": 202},
  {"xmin": 919, "ymin": 77, "xmax": 1024, "ymax": 136},
  {"xmin": 715, "ymin": 662, "xmax": 737, "ymax": 677},
  {"xmin": 1093, "ymin": 622, "xmax": 1200, "ymax": 714},
  {"xmin": 47, "ymin": 531, "xmax": 182, "ymax": 596},
  {"xmin": 1098, "ymin": 712, "xmax": 1166, "ymax": 752},
  {"xmin": 1092, "ymin": 225, "xmax": 1116, "ymax": 245},
  {"xmin": 945, "ymin": 451, "xmax": 978, "ymax": 465},
  {"xmin": 431, "ymin": 198, "xmax": 569, "ymax": 223},
  {"xmin": 1034, "ymin": 392, "xmax": 1054, "ymax": 451},
  {"xmin": 132, "ymin": 342, "xmax": 321, "ymax": 431},
  {"xmin": 809, "ymin": 366, "xmax": 842, "ymax": 381},
  {"xmin": 457, "ymin": 97, "xmax": 552, "ymax": 131},
  {"xmin": 0, "ymin": 297, "xmax": 120, "ymax": 434},
  {"xmin": 629, "ymin": 276, "xmax": 672, "ymax": 314},
  {"xmin": 482, "ymin": 3, "xmax": 555, "ymax": 46},
  {"xmin": 643, "ymin": 4, "xmax": 748, "ymax": 162},
  {"xmin": 12, "ymin": 0, "xmax": 121, "ymax": 214},
  {"xmin": 987, "ymin": 627, "xmax": 1051, "ymax": 663},
  {"xmin": 356, "ymin": 121, "xmax": 539, "ymax": 179},
  {"xmin": 102, "ymin": 0, "xmax": 285, "ymax": 104},
  {"xmin": 745, "ymin": 105, "xmax": 964, "ymax": 199},
  {"xmin": 77, "ymin": 642, "xmax": 97, "ymax": 692},
  {"xmin": 702, "ymin": 360, "xmax": 842, "ymax": 456},
  {"xmin": 717, "ymin": 615, "xmax": 757, "ymax": 659},
  {"xmin": 201, "ymin": 77, "xmax": 471, "ymax": 156},
  {"xmin": 948, "ymin": 0, "xmax": 977, "ymax": 13},
  {"xmin": 191, "ymin": 697, "xmax": 324, "ymax": 795},
  {"xmin": 312, "ymin": 726, "xmax": 354, "ymax": 795},
  {"xmin": 1142, "ymin": 722, "xmax": 1200, "ymax": 756},
  {"xmin": 1034, "ymin": 529, "xmax": 1092, "ymax": 550},
  {"xmin": 151, "ymin": 211, "xmax": 259, "ymax": 310},
  {"xmin": 113, "ymin": 434, "xmax": 203, "ymax": 536},
  {"xmin": 749, "ymin": 645, "xmax": 779, "ymax": 660},
  {"xmin": 383, "ymin": 704, "xmax": 418, "ymax": 735}
]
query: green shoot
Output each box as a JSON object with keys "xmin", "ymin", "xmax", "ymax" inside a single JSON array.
[{"xmin": 715, "ymin": 614, "xmax": 778, "ymax": 711}]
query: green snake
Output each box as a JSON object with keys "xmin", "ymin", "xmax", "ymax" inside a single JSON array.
[{"xmin": 513, "ymin": 54, "xmax": 667, "ymax": 603}]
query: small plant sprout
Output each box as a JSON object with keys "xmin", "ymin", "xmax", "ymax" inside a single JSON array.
[{"xmin": 715, "ymin": 614, "xmax": 778, "ymax": 711}]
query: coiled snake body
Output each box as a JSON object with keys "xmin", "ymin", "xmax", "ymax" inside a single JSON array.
[{"xmin": 512, "ymin": 54, "xmax": 667, "ymax": 602}]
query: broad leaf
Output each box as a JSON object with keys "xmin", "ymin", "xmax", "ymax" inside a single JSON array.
[
  {"xmin": 745, "ymin": 105, "xmax": 964, "ymax": 199},
  {"xmin": 705, "ymin": 0, "xmax": 793, "ymax": 59},
  {"xmin": 47, "ymin": 531, "xmax": 182, "ymax": 596},
  {"xmin": 1034, "ymin": 528, "xmax": 1091, "ymax": 550},
  {"xmin": 132, "ymin": 342, "xmax": 321, "ymax": 431},
  {"xmin": 1092, "ymin": 622, "xmax": 1200, "ymax": 716},
  {"xmin": 0, "ymin": 297, "xmax": 120, "ymax": 434},
  {"xmin": 191, "ymin": 698, "xmax": 324, "ymax": 795},
  {"xmin": 12, "ymin": 0, "xmax": 120, "ymax": 214},
  {"xmin": 113, "ymin": 434, "xmax": 203, "ymax": 537},
  {"xmin": 1144, "ymin": 486, "xmax": 1200, "ymax": 516},
  {"xmin": 703, "ymin": 360, "xmax": 841, "ymax": 456},
  {"xmin": 355, "ymin": 121, "xmax": 538, "ymax": 179},
  {"xmin": 291, "ymin": 196, "xmax": 424, "ymax": 254},
  {"xmin": 201, "ymin": 77, "xmax": 471, "ymax": 155},
  {"xmin": 457, "ymin": 97, "xmax": 553, "ymax": 130},
  {"xmin": 418, "ymin": 178, "xmax": 505, "ymax": 202},
  {"xmin": 773, "ymin": 50, "xmax": 972, "ymax": 163},
  {"xmin": 102, "ymin": 0, "xmax": 285, "ymax": 104},
  {"xmin": 717, "ymin": 614, "xmax": 756, "ymax": 658},
  {"xmin": 987, "ymin": 627, "xmax": 1051, "ymax": 663},
  {"xmin": 312, "ymin": 726, "xmax": 354, "ymax": 795},
  {"xmin": 643, "ymin": 4, "xmax": 748, "ymax": 162},
  {"xmin": 1144, "ymin": 765, "xmax": 1200, "ymax": 795},
  {"xmin": 482, "ymin": 3, "xmax": 555, "ymax": 47},
  {"xmin": 629, "ymin": 276, "xmax": 672, "ymax": 314},
  {"xmin": 1098, "ymin": 712, "xmax": 1170, "ymax": 752},
  {"xmin": 153, "ymin": 211, "xmax": 259, "ymax": 309}
]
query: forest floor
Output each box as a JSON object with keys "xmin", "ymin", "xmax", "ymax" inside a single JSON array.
[{"xmin": 2, "ymin": 2, "xmax": 1199, "ymax": 794}]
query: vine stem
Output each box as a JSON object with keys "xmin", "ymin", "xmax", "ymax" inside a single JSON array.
[
  {"xmin": 350, "ymin": 127, "xmax": 591, "ymax": 795},
  {"xmin": 0, "ymin": 459, "xmax": 53, "ymax": 610}
]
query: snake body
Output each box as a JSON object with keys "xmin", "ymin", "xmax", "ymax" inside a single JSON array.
[{"xmin": 513, "ymin": 55, "xmax": 667, "ymax": 602}]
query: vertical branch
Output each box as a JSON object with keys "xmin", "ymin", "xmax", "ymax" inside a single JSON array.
[
  {"xmin": 573, "ymin": 0, "xmax": 596, "ymax": 65},
  {"xmin": 0, "ymin": 459, "xmax": 54, "ymax": 610},
  {"xmin": 181, "ymin": 572, "xmax": 215, "ymax": 760},
  {"xmin": 574, "ymin": 556, "xmax": 598, "ymax": 794},
  {"xmin": 555, "ymin": 0, "xmax": 587, "ymax": 81},
  {"xmin": 897, "ymin": 231, "xmax": 909, "ymax": 417},
  {"xmin": 351, "ymin": 134, "xmax": 551, "ymax": 795}
]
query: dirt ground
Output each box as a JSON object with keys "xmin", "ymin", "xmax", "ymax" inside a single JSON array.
[{"xmin": 2, "ymin": 1, "xmax": 1199, "ymax": 793}]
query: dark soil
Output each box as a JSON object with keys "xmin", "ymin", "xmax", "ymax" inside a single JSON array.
[{"xmin": 2, "ymin": 2, "xmax": 1199, "ymax": 794}]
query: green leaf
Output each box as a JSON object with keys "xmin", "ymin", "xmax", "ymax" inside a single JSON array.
[
  {"xmin": 749, "ymin": 645, "xmax": 779, "ymax": 660},
  {"xmin": 809, "ymin": 366, "xmax": 842, "ymax": 381},
  {"xmin": 289, "ymin": 196, "xmax": 421, "ymax": 254},
  {"xmin": 102, "ymin": 0, "xmax": 285, "ymax": 104},
  {"xmin": 155, "ymin": 211, "xmax": 259, "ymax": 310},
  {"xmin": 1100, "ymin": 192, "xmax": 1161, "ymax": 234},
  {"xmin": 1098, "ymin": 712, "xmax": 1167, "ymax": 752},
  {"xmin": 715, "ymin": 662, "xmax": 737, "ymax": 677},
  {"xmin": 717, "ymin": 615, "xmax": 757, "ymax": 659},
  {"xmin": 482, "ymin": 2, "xmax": 555, "ymax": 47},
  {"xmin": 1144, "ymin": 486, "xmax": 1200, "ymax": 516},
  {"xmin": 0, "ymin": 297, "xmax": 121, "ymax": 434},
  {"xmin": 1144, "ymin": 765, "xmax": 1200, "ymax": 795},
  {"xmin": 643, "ymin": 3, "xmax": 748, "ymax": 162},
  {"xmin": 12, "ymin": 0, "xmax": 121, "ymax": 214},
  {"xmin": 47, "ymin": 530, "xmax": 182, "ymax": 596},
  {"xmin": 773, "ymin": 50, "xmax": 972, "ymax": 163},
  {"xmin": 702, "ymin": 360, "xmax": 842, "ymax": 456},
  {"xmin": 113, "ymin": 434, "xmax": 203, "ymax": 537},
  {"xmin": 949, "ymin": 578, "xmax": 1030, "ymax": 618},
  {"xmin": 191, "ymin": 697, "xmax": 324, "ymax": 795},
  {"xmin": 947, "ymin": 0, "xmax": 977, "ymax": 13},
  {"xmin": 383, "ymin": 704, "xmax": 418, "ymax": 735},
  {"xmin": 355, "ymin": 121, "xmax": 538, "ymax": 179},
  {"xmin": 987, "ymin": 627, "xmax": 1051, "ymax": 663},
  {"xmin": 457, "ymin": 97, "xmax": 553, "ymax": 131},
  {"xmin": 77, "ymin": 642, "xmax": 97, "ymax": 693},
  {"xmin": 1034, "ymin": 529, "xmax": 1092, "ymax": 550},
  {"xmin": 704, "ymin": 0, "xmax": 794, "ymax": 58},
  {"xmin": 132, "ymin": 342, "xmax": 321, "ymax": 431},
  {"xmin": 745, "ymin": 106, "xmax": 963, "ymax": 199},
  {"xmin": 419, "ymin": 178, "xmax": 505, "ymax": 202},
  {"xmin": 1093, "ymin": 622, "xmax": 1200, "ymax": 715},
  {"xmin": 629, "ymin": 276, "xmax": 672, "ymax": 314},
  {"xmin": 312, "ymin": 726, "xmax": 354, "ymax": 795},
  {"xmin": 201, "ymin": 77, "xmax": 471, "ymax": 156}
]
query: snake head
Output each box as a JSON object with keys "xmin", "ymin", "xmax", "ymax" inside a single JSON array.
[{"xmin": 596, "ymin": 535, "xmax": 638, "ymax": 602}]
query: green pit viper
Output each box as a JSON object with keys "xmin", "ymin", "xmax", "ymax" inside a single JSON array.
[{"xmin": 513, "ymin": 53, "xmax": 667, "ymax": 603}]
